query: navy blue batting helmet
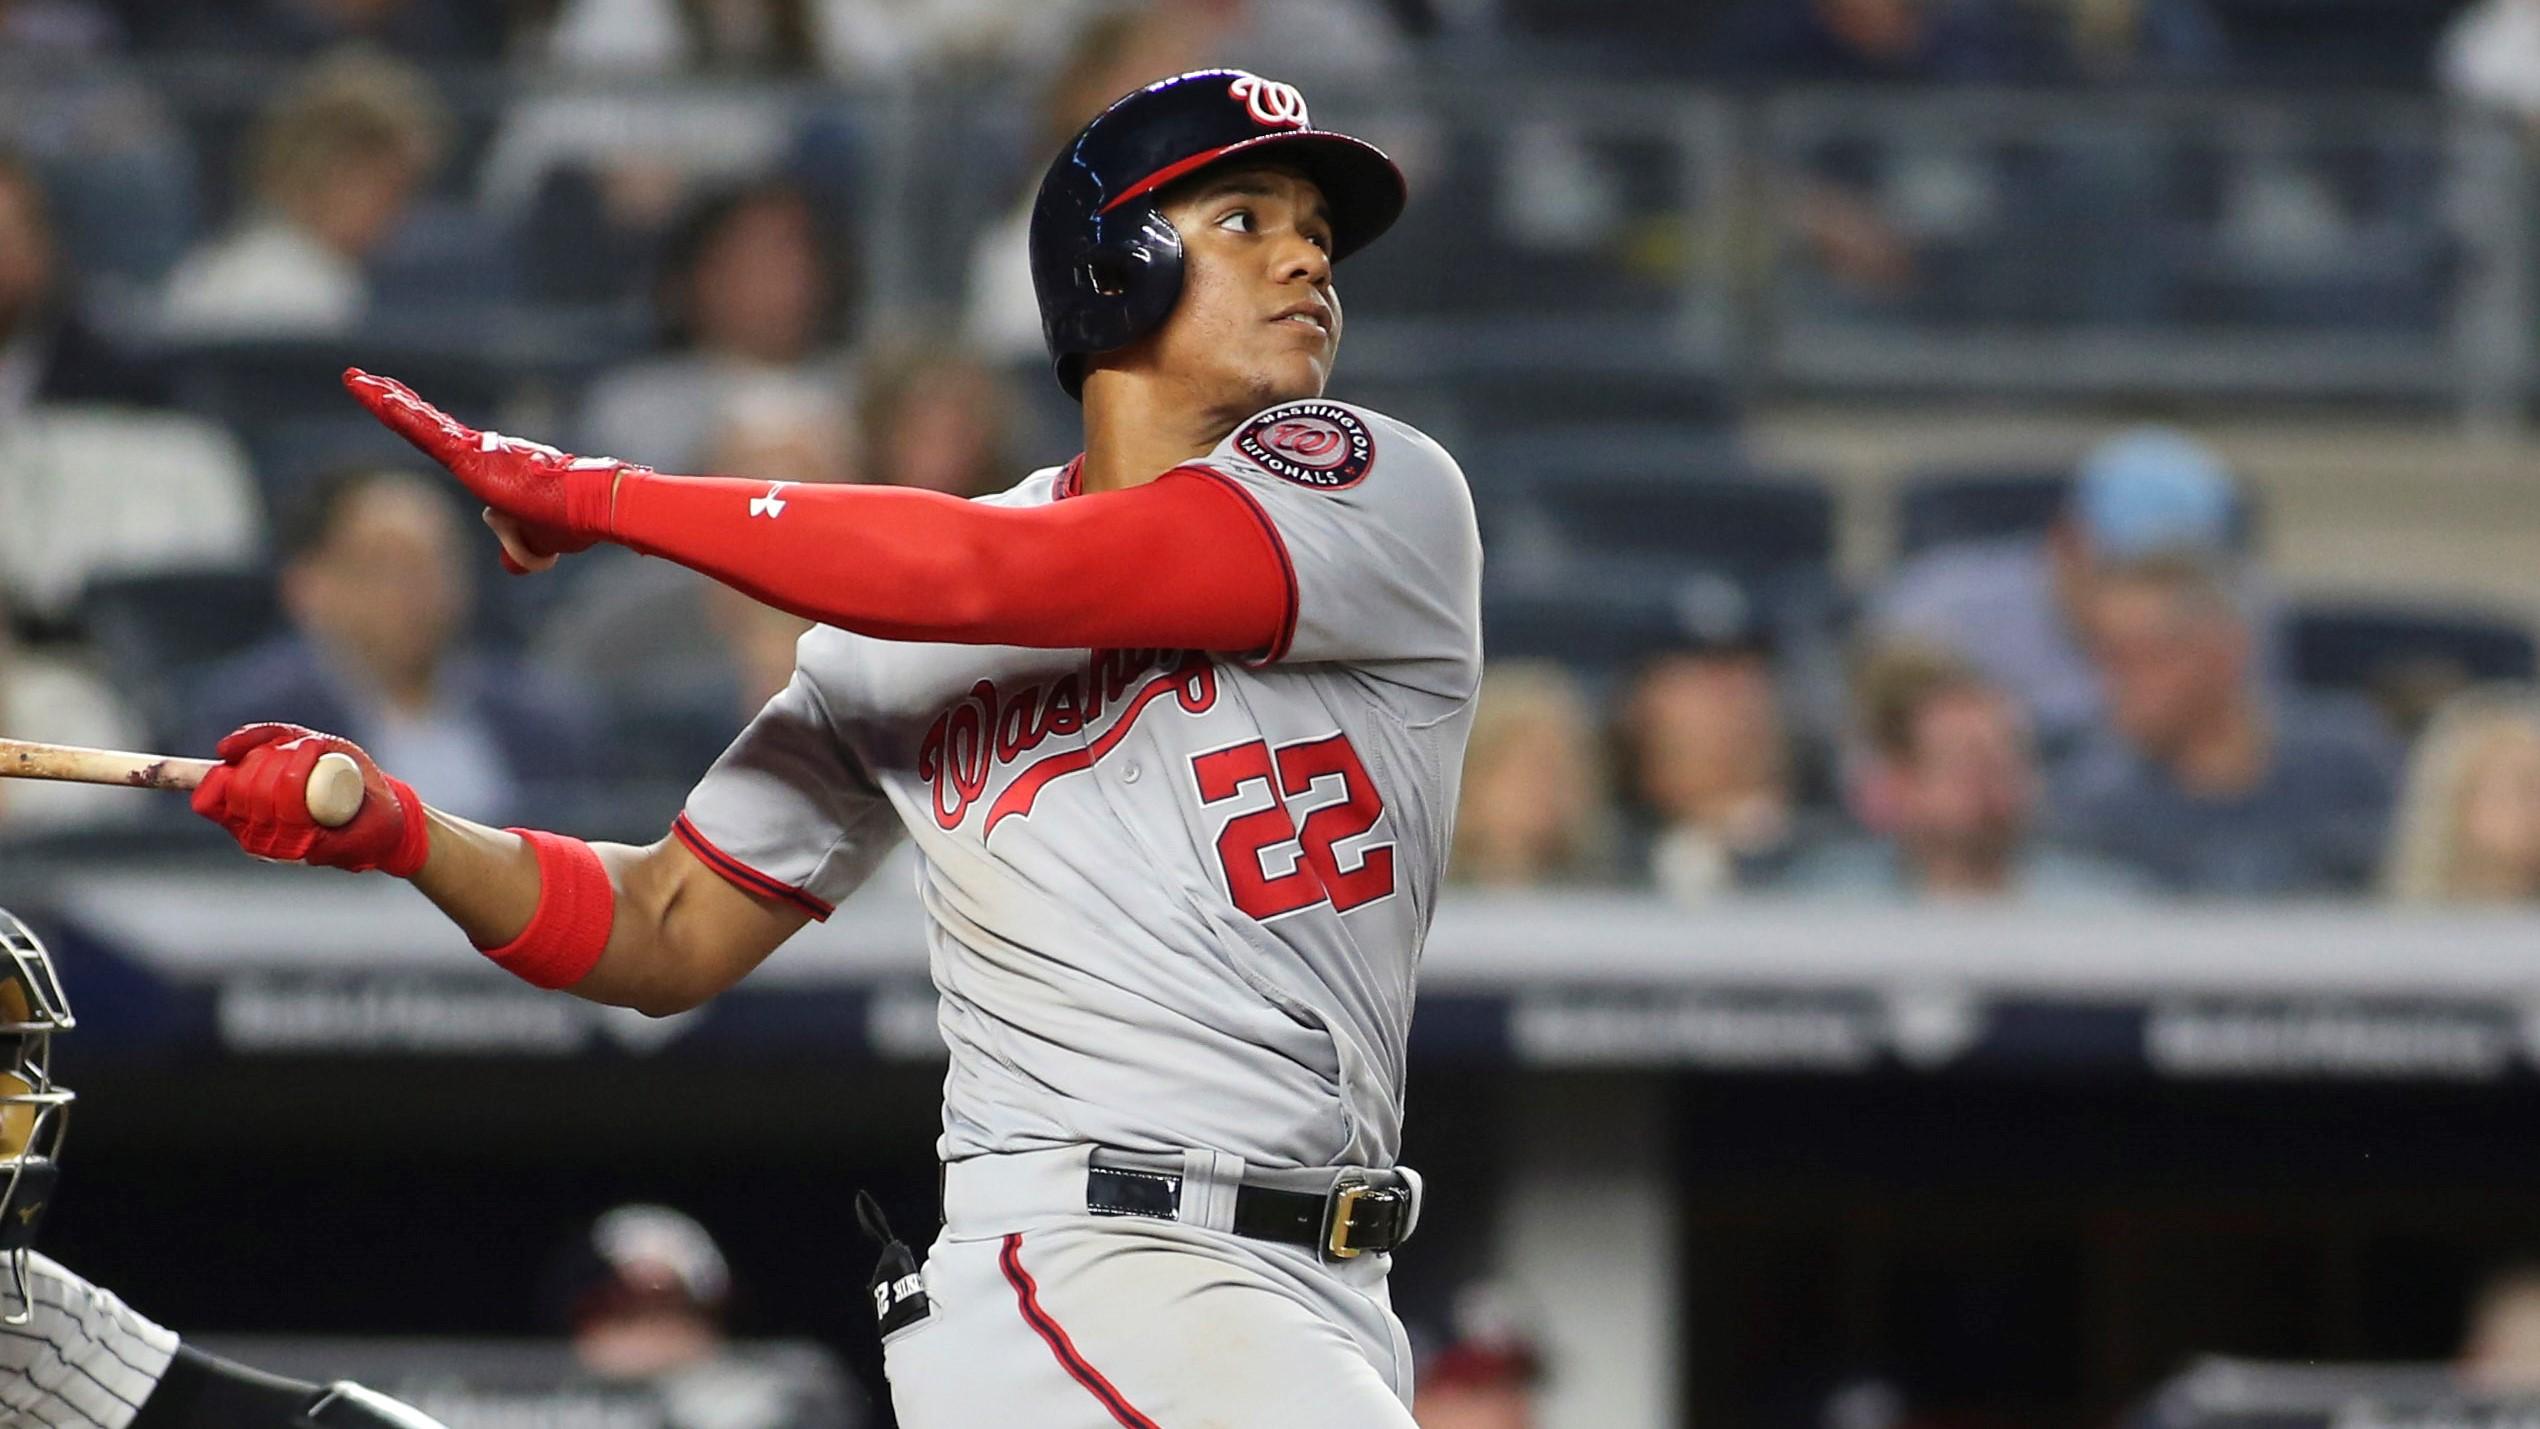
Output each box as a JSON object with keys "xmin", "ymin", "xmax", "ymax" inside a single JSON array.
[{"xmin": 1029, "ymin": 69, "xmax": 1407, "ymax": 399}]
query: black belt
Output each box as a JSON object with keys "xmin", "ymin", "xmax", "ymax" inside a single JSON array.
[{"xmin": 1084, "ymin": 1163, "xmax": 1414, "ymax": 1261}]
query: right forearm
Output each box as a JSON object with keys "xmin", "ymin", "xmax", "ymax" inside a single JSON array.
[
  {"xmin": 404, "ymin": 812, "xmax": 726, "ymax": 1016},
  {"xmin": 405, "ymin": 809, "xmax": 542, "ymax": 950}
]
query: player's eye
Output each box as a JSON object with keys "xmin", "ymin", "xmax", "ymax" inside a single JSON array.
[
  {"xmin": 1306, "ymin": 229, "xmax": 1332, "ymax": 253},
  {"xmin": 1217, "ymin": 208, "xmax": 1255, "ymax": 233}
]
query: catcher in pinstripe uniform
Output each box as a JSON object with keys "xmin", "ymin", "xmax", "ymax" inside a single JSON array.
[{"xmin": 0, "ymin": 909, "xmax": 445, "ymax": 1429}]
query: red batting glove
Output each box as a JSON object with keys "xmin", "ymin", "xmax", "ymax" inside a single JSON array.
[
  {"xmin": 341, "ymin": 368, "xmax": 638, "ymax": 573},
  {"xmin": 190, "ymin": 723, "xmax": 431, "ymax": 876}
]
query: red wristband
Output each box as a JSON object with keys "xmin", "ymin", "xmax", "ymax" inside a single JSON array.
[
  {"xmin": 378, "ymin": 775, "xmax": 430, "ymax": 878},
  {"xmin": 476, "ymin": 830, "xmax": 614, "ymax": 990}
]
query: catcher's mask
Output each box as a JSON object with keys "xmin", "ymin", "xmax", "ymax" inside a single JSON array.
[{"xmin": 0, "ymin": 911, "xmax": 72, "ymax": 1325}]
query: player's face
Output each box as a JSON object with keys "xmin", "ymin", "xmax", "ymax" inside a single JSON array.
[{"xmin": 1151, "ymin": 164, "xmax": 1343, "ymax": 412}]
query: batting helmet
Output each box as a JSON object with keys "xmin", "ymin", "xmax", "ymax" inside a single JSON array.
[
  {"xmin": 1029, "ymin": 68, "xmax": 1407, "ymax": 399},
  {"xmin": 0, "ymin": 911, "xmax": 73, "ymax": 1326}
]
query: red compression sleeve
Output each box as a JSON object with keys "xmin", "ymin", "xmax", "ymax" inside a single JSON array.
[
  {"xmin": 603, "ymin": 468, "xmax": 1293, "ymax": 653},
  {"xmin": 476, "ymin": 830, "xmax": 614, "ymax": 990}
]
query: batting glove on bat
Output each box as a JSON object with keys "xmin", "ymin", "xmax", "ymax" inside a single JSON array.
[
  {"xmin": 191, "ymin": 723, "xmax": 430, "ymax": 876},
  {"xmin": 342, "ymin": 368, "xmax": 640, "ymax": 574}
]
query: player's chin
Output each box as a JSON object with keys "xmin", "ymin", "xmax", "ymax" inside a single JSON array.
[{"xmin": 1254, "ymin": 348, "xmax": 1334, "ymax": 405}]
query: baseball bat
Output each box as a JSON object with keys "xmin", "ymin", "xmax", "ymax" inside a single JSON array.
[{"xmin": 0, "ymin": 739, "xmax": 365, "ymax": 827}]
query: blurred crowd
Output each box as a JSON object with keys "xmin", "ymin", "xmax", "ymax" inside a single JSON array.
[
  {"xmin": 1, "ymin": 0, "xmax": 2535, "ymax": 909},
  {"xmin": 1460, "ymin": 423, "xmax": 2540, "ymax": 907}
]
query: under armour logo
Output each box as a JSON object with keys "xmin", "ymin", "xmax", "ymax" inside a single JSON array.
[
  {"xmin": 749, "ymin": 482, "xmax": 792, "ymax": 519},
  {"xmin": 1228, "ymin": 74, "xmax": 1309, "ymax": 130}
]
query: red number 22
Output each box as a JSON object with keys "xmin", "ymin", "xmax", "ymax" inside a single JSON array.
[{"xmin": 1191, "ymin": 733, "xmax": 1396, "ymax": 920}]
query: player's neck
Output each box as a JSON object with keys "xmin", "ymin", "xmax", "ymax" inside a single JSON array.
[{"xmin": 1076, "ymin": 373, "xmax": 1245, "ymax": 494}]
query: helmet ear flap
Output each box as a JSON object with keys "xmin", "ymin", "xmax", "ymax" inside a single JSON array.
[{"xmin": 1054, "ymin": 204, "xmax": 1185, "ymax": 398}]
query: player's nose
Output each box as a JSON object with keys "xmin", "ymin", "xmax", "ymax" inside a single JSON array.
[{"xmin": 1275, "ymin": 233, "xmax": 1333, "ymax": 287}]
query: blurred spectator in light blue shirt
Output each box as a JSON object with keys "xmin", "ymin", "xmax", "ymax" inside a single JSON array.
[
  {"xmin": 1781, "ymin": 643, "xmax": 2149, "ymax": 902},
  {"xmin": 2051, "ymin": 555, "xmax": 2398, "ymax": 896},
  {"xmin": 1870, "ymin": 426, "xmax": 2266, "ymax": 761},
  {"xmin": 187, "ymin": 468, "xmax": 603, "ymax": 827}
]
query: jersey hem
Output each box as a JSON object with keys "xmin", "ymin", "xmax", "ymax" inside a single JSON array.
[{"xmin": 670, "ymin": 813, "xmax": 836, "ymax": 921}]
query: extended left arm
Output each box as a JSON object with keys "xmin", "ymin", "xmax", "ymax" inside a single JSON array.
[{"xmin": 346, "ymin": 369, "xmax": 1290, "ymax": 655}]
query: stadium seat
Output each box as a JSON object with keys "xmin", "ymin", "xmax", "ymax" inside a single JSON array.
[
  {"xmin": 0, "ymin": 407, "xmax": 266, "ymax": 625},
  {"xmin": 1895, "ymin": 467, "xmax": 2071, "ymax": 557},
  {"xmin": 1528, "ymin": 467, "xmax": 1833, "ymax": 581},
  {"xmin": 2285, "ymin": 601, "xmax": 2539, "ymax": 696},
  {"xmin": 77, "ymin": 569, "xmax": 284, "ymax": 748}
]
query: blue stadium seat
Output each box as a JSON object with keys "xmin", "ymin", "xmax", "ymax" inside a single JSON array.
[
  {"xmin": 1529, "ymin": 468, "xmax": 1833, "ymax": 581},
  {"xmin": 1896, "ymin": 467, "xmax": 2071, "ymax": 557},
  {"xmin": 2286, "ymin": 602, "xmax": 2539, "ymax": 697}
]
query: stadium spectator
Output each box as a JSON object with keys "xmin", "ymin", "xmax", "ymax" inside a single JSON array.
[
  {"xmin": 2461, "ymin": 1263, "xmax": 2540, "ymax": 1394},
  {"xmin": 1616, "ymin": 623, "xmax": 1809, "ymax": 902},
  {"xmin": 549, "ymin": 1204, "xmax": 863, "ymax": 1428},
  {"xmin": 578, "ymin": 178, "xmax": 856, "ymax": 471},
  {"xmin": 856, "ymin": 339, "xmax": 1016, "ymax": 498},
  {"xmin": 1871, "ymin": 426, "xmax": 2258, "ymax": 760},
  {"xmin": 155, "ymin": 0, "xmax": 504, "ymax": 59},
  {"xmin": 2384, "ymin": 689, "xmax": 2540, "ymax": 904},
  {"xmin": 1704, "ymin": 0, "xmax": 2221, "ymax": 84},
  {"xmin": 1413, "ymin": 1283, "xmax": 1545, "ymax": 1429},
  {"xmin": 2052, "ymin": 556, "xmax": 2398, "ymax": 896},
  {"xmin": 530, "ymin": 0, "xmax": 826, "ymax": 73},
  {"xmin": 1450, "ymin": 662, "xmax": 1617, "ymax": 889},
  {"xmin": 185, "ymin": 468, "xmax": 601, "ymax": 826},
  {"xmin": 0, "ymin": 0, "xmax": 120, "ymax": 52},
  {"xmin": 1779, "ymin": 644, "xmax": 2147, "ymax": 902},
  {"xmin": 2440, "ymin": 0, "xmax": 2540, "ymax": 128},
  {"xmin": 158, "ymin": 50, "xmax": 447, "ymax": 338},
  {"xmin": 536, "ymin": 388, "xmax": 852, "ymax": 776},
  {"xmin": 0, "ymin": 149, "xmax": 165, "ymax": 413},
  {"xmin": 0, "ymin": 602, "xmax": 146, "ymax": 835},
  {"xmin": 1702, "ymin": 0, "xmax": 2043, "ymax": 85}
]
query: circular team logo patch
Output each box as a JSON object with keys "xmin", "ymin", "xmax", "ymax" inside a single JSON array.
[{"xmin": 1235, "ymin": 403, "xmax": 1375, "ymax": 491}]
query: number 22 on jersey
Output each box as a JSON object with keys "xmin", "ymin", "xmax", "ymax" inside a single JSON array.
[{"xmin": 1191, "ymin": 732, "xmax": 1397, "ymax": 920}]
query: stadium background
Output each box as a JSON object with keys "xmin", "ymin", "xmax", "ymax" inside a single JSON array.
[{"xmin": 6, "ymin": 0, "xmax": 2540, "ymax": 1426}]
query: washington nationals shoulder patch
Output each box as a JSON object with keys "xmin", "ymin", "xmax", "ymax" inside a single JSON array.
[{"xmin": 1235, "ymin": 402, "xmax": 1375, "ymax": 491}]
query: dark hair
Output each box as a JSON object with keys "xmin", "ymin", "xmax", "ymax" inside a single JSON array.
[
  {"xmin": 277, "ymin": 467, "xmax": 442, "ymax": 563},
  {"xmin": 650, "ymin": 177, "xmax": 855, "ymax": 351}
]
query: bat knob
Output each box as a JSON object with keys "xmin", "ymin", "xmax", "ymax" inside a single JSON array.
[{"xmin": 306, "ymin": 752, "xmax": 366, "ymax": 828}]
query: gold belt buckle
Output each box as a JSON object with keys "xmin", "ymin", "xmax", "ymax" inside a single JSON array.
[{"xmin": 1326, "ymin": 1181, "xmax": 1370, "ymax": 1260}]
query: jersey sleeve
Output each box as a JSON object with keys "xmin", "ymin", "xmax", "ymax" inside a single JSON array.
[
  {"xmin": 675, "ymin": 668, "xmax": 906, "ymax": 920},
  {"xmin": 1187, "ymin": 402, "xmax": 1483, "ymax": 701}
]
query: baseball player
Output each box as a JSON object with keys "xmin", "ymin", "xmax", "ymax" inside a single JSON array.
[
  {"xmin": 0, "ymin": 910, "xmax": 447, "ymax": 1429},
  {"xmin": 192, "ymin": 68, "xmax": 1479, "ymax": 1427}
]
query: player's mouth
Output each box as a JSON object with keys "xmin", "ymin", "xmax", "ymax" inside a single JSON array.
[{"xmin": 1269, "ymin": 301, "xmax": 1332, "ymax": 337}]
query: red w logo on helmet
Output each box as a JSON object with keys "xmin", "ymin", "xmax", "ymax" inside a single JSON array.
[{"xmin": 1228, "ymin": 74, "xmax": 1310, "ymax": 130}]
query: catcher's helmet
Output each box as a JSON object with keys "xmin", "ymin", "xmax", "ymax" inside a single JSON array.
[
  {"xmin": 1029, "ymin": 68, "xmax": 1407, "ymax": 399},
  {"xmin": 0, "ymin": 911, "xmax": 72, "ymax": 1326}
]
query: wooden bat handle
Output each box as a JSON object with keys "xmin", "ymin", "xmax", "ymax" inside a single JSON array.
[{"xmin": 0, "ymin": 739, "xmax": 365, "ymax": 828}]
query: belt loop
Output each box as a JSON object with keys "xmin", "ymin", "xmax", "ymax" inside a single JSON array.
[
  {"xmin": 1178, "ymin": 1148, "xmax": 1244, "ymax": 1233},
  {"xmin": 1392, "ymin": 1165, "xmax": 1424, "ymax": 1243}
]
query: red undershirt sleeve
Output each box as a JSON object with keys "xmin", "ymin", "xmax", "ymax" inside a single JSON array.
[{"xmin": 603, "ymin": 467, "xmax": 1295, "ymax": 655}]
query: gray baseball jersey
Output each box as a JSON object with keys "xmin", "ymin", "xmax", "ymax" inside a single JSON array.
[{"xmin": 680, "ymin": 400, "xmax": 1480, "ymax": 1171}]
